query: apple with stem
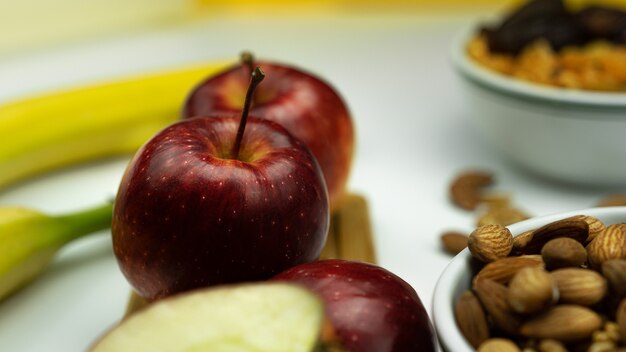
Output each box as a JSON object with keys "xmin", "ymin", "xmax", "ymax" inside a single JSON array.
[
  {"xmin": 273, "ymin": 259, "xmax": 438, "ymax": 352},
  {"xmin": 112, "ymin": 67, "xmax": 329, "ymax": 301},
  {"xmin": 182, "ymin": 53, "xmax": 354, "ymax": 209}
]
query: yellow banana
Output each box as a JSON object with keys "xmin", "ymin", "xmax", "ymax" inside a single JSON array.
[
  {"xmin": 0, "ymin": 202, "xmax": 112, "ymax": 301},
  {"xmin": 0, "ymin": 60, "xmax": 230, "ymax": 190}
]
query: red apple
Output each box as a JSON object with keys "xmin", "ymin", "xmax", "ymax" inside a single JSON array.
[
  {"xmin": 112, "ymin": 68, "xmax": 329, "ymax": 301},
  {"xmin": 182, "ymin": 55, "xmax": 354, "ymax": 209},
  {"xmin": 273, "ymin": 259, "xmax": 438, "ymax": 352}
]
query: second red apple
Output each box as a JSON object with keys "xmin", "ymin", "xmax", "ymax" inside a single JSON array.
[{"xmin": 182, "ymin": 57, "xmax": 354, "ymax": 209}]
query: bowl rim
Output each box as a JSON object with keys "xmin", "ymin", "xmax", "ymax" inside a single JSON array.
[
  {"xmin": 450, "ymin": 27, "xmax": 626, "ymax": 109},
  {"xmin": 432, "ymin": 206, "xmax": 626, "ymax": 352}
]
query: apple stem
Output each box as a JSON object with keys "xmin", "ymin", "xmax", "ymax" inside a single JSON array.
[
  {"xmin": 240, "ymin": 51, "xmax": 255, "ymax": 75},
  {"xmin": 231, "ymin": 66, "xmax": 265, "ymax": 159}
]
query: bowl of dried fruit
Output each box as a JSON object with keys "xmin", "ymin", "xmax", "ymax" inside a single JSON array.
[
  {"xmin": 433, "ymin": 206, "xmax": 626, "ymax": 352},
  {"xmin": 451, "ymin": 0, "xmax": 626, "ymax": 185}
]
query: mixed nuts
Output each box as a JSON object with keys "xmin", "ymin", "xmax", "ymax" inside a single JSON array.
[{"xmin": 455, "ymin": 216, "xmax": 626, "ymax": 351}]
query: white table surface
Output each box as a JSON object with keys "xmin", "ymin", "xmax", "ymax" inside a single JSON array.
[{"xmin": 0, "ymin": 13, "xmax": 619, "ymax": 351}]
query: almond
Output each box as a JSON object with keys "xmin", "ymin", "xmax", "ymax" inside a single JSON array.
[
  {"xmin": 455, "ymin": 291, "xmax": 490, "ymax": 348},
  {"xmin": 520, "ymin": 305, "xmax": 602, "ymax": 342},
  {"xmin": 511, "ymin": 230, "xmax": 534, "ymax": 255},
  {"xmin": 570, "ymin": 215, "xmax": 605, "ymax": 243},
  {"xmin": 596, "ymin": 193, "xmax": 626, "ymax": 207},
  {"xmin": 477, "ymin": 338, "xmax": 520, "ymax": 352},
  {"xmin": 537, "ymin": 339, "xmax": 567, "ymax": 352},
  {"xmin": 602, "ymin": 259, "xmax": 626, "ymax": 298},
  {"xmin": 476, "ymin": 206, "xmax": 530, "ymax": 227},
  {"xmin": 474, "ymin": 278, "xmax": 521, "ymax": 335},
  {"xmin": 550, "ymin": 268, "xmax": 607, "ymax": 306},
  {"xmin": 468, "ymin": 224, "xmax": 514, "ymax": 262},
  {"xmin": 441, "ymin": 231, "xmax": 468, "ymax": 256},
  {"xmin": 541, "ymin": 237, "xmax": 587, "ymax": 270},
  {"xmin": 518, "ymin": 217, "xmax": 589, "ymax": 255},
  {"xmin": 587, "ymin": 224, "xmax": 626, "ymax": 268},
  {"xmin": 450, "ymin": 171, "xmax": 493, "ymax": 210},
  {"xmin": 474, "ymin": 255, "xmax": 544, "ymax": 285},
  {"xmin": 508, "ymin": 267, "xmax": 557, "ymax": 314}
]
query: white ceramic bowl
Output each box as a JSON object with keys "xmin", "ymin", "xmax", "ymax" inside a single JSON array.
[
  {"xmin": 451, "ymin": 30, "xmax": 626, "ymax": 185},
  {"xmin": 432, "ymin": 206, "xmax": 626, "ymax": 352}
]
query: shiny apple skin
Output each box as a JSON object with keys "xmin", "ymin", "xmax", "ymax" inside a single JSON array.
[
  {"xmin": 182, "ymin": 62, "xmax": 354, "ymax": 209},
  {"xmin": 112, "ymin": 116, "xmax": 329, "ymax": 301},
  {"xmin": 273, "ymin": 259, "xmax": 438, "ymax": 352}
]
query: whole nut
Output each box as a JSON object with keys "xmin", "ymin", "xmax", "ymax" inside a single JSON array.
[
  {"xmin": 455, "ymin": 291, "xmax": 490, "ymax": 348},
  {"xmin": 570, "ymin": 215, "xmax": 605, "ymax": 244},
  {"xmin": 602, "ymin": 259, "xmax": 626, "ymax": 298},
  {"xmin": 474, "ymin": 278, "xmax": 521, "ymax": 335},
  {"xmin": 512, "ymin": 230, "xmax": 534, "ymax": 255},
  {"xmin": 474, "ymin": 255, "xmax": 544, "ymax": 285},
  {"xmin": 537, "ymin": 339, "xmax": 567, "ymax": 352},
  {"xmin": 477, "ymin": 206, "xmax": 529, "ymax": 227},
  {"xmin": 468, "ymin": 224, "xmax": 513, "ymax": 263},
  {"xmin": 541, "ymin": 237, "xmax": 587, "ymax": 269},
  {"xmin": 520, "ymin": 305, "xmax": 602, "ymax": 342},
  {"xmin": 441, "ymin": 231, "xmax": 468, "ymax": 256},
  {"xmin": 519, "ymin": 217, "xmax": 589, "ymax": 255},
  {"xmin": 587, "ymin": 223, "xmax": 626, "ymax": 268},
  {"xmin": 477, "ymin": 338, "xmax": 520, "ymax": 352},
  {"xmin": 450, "ymin": 171, "xmax": 493, "ymax": 210},
  {"xmin": 550, "ymin": 268, "xmax": 607, "ymax": 306},
  {"xmin": 507, "ymin": 267, "xmax": 557, "ymax": 314}
]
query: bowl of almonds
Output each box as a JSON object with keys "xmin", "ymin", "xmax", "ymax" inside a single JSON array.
[{"xmin": 433, "ymin": 206, "xmax": 626, "ymax": 352}]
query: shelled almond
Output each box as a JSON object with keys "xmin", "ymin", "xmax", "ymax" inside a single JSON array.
[{"xmin": 455, "ymin": 216, "xmax": 626, "ymax": 350}]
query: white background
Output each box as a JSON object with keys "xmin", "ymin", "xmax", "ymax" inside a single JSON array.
[{"xmin": 0, "ymin": 13, "xmax": 619, "ymax": 351}]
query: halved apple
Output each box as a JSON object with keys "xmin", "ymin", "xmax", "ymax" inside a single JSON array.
[{"xmin": 91, "ymin": 283, "xmax": 330, "ymax": 352}]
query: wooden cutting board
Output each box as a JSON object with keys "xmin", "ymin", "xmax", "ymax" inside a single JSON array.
[{"xmin": 124, "ymin": 192, "xmax": 376, "ymax": 317}]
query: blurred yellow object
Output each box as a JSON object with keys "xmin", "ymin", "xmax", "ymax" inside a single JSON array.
[
  {"xmin": 0, "ymin": 202, "xmax": 113, "ymax": 301},
  {"xmin": 3, "ymin": 0, "xmax": 625, "ymax": 55},
  {"xmin": 0, "ymin": 60, "xmax": 230, "ymax": 190}
]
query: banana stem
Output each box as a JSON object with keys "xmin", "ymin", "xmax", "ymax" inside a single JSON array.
[{"xmin": 53, "ymin": 202, "xmax": 113, "ymax": 244}]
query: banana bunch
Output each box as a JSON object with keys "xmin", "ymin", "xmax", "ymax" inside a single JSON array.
[
  {"xmin": 0, "ymin": 60, "xmax": 230, "ymax": 190},
  {"xmin": 0, "ymin": 203, "xmax": 113, "ymax": 301},
  {"xmin": 0, "ymin": 60, "xmax": 230, "ymax": 300}
]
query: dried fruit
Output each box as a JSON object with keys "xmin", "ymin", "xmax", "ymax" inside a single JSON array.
[
  {"xmin": 477, "ymin": 338, "xmax": 521, "ymax": 352},
  {"xmin": 474, "ymin": 255, "xmax": 544, "ymax": 285},
  {"xmin": 602, "ymin": 259, "xmax": 626, "ymax": 298},
  {"xmin": 550, "ymin": 268, "xmax": 607, "ymax": 306},
  {"xmin": 541, "ymin": 237, "xmax": 587, "ymax": 270},
  {"xmin": 587, "ymin": 223, "xmax": 626, "ymax": 268},
  {"xmin": 455, "ymin": 291, "xmax": 490, "ymax": 348},
  {"xmin": 520, "ymin": 305, "xmax": 602, "ymax": 342},
  {"xmin": 474, "ymin": 278, "xmax": 522, "ymax": 334},
  {"xmin": 508, "ymin": 267, "xmax": 557, "ymax": 314},
  {"xmin": 441, "ymin": 231, "xmax": 468, "ymax": 256},
  {"xmin": 468, "ymin": 224, "xmax": 514, "ymax": 263},
  {"xmin": 450, "ymin": 171, "xmax": 493, "ymax": 210}
]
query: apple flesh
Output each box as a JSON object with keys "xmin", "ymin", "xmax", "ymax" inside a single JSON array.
[
  {"xmin": 273, "ymin": 259, "xmax": 438, "ymax": 352},
  {"xmin": 112, "ymin": 116, "xmax": 329, "ymax": 300},
  {"xmin": 182, "ymin": 60, "xmax": 354, "ymax": 209},
  {"xmin": 90, "ymin": 283, "xmax": 328, "ymax": 352}
]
